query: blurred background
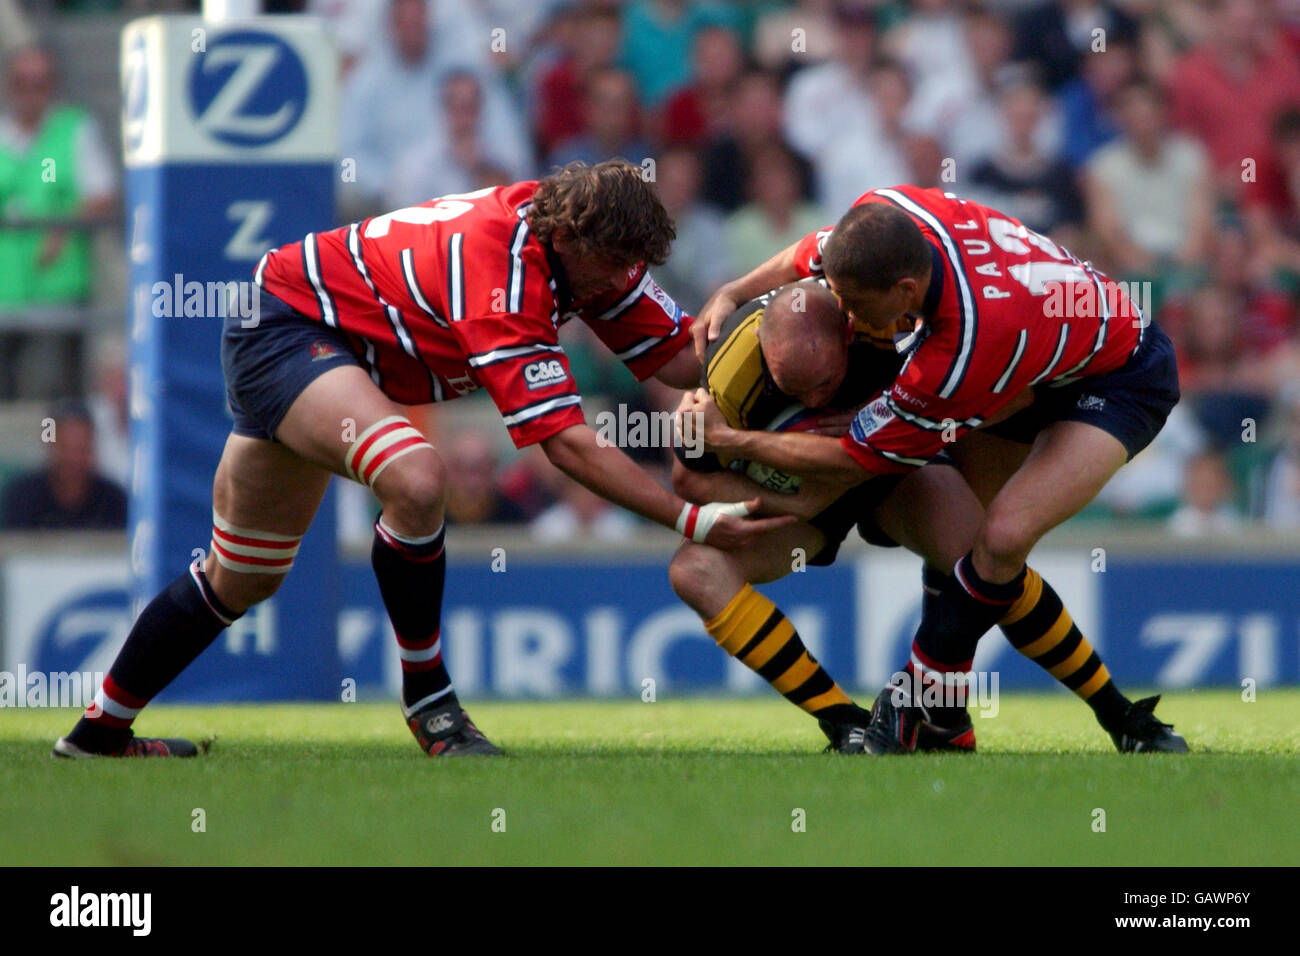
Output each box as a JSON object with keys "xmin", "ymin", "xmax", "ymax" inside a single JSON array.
[
  {"xmin": 4, "ymin": 0, "xmax": 1300, "ymax": 538},
  {"xmin": 1, "ymin": 0, "xmax": 1299, "ymax": 701}
]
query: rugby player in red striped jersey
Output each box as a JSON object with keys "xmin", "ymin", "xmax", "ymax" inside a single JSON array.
[
  {"xmin": 685, "ymin": 185, "xmax": 1187, "ymax": 754},
  {"xmin": 53, "ymin": 161, "xmax": 792, "ymax": 759}
]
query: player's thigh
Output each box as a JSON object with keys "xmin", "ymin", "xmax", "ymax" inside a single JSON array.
[
  {"xmin": 206, "ymin": 432, "xmax": 334, "ymax": 608},
  {"xmin": 741, "ymin": 521, "xmax": 828, "ymax": 584},
  {"xmin": 947, "ymin": 430, "xmax": 1032, "ymax": 508},
  {"xmin": 982, "ymin": 419, "xmax": 1128, "ymax": 554},
  {"xmin": 274, "ymin": 364, "xmax": 444, "ymax": 514},
  {"xmin": 873, "ymin": 463, "xmax": 984, "ymax": 569}
]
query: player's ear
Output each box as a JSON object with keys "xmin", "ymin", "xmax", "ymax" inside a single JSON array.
[
  {"xmin": 895, "ymin": 276, "xmax": 919, "ymax": 305},
  {"xmin": 549, "ymin": 227, "xmax": 575, "ymax": 256}
]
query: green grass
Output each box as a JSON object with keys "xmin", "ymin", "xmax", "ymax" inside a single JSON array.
[{"xmin": 2, "ymin": 691, "xmax": 1297, "ymax": 865}]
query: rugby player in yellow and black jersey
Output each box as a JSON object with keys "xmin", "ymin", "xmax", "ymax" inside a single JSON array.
[{"xmin": 670, "ymin": 280, "xmax": 1163, "ymax": 754}]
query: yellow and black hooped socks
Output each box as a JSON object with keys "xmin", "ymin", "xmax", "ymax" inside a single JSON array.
[
  {"xmin": 705, "ymin": 584, "xmax": 864, "ymax": 723},
  {"xmin": 999, "ymin": 566, "xmax": 1130, "ymax": 727}
]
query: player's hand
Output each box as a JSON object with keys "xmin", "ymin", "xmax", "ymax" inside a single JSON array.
[
  {"xmin": 676, "ymin": 498, "xmax": 796, "ymax": 549},
  {"xmin": 693, "ymin": 286, "xmax": 738, "ymax": 361},
  {"xmin": 806, "ymin": 410, "xmax": 857, "ymax": 437},
  {"xmin": 676, "ymin": 388, "xmax": 731, "ymax": 452}
]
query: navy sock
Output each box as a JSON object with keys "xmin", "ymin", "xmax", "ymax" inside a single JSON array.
[
  {"xmin": 371, "ymin": 517, "xmax": 454, "ymax": 713},
  {"xmin": 68, "ymin": 561, "xmax": 241, "ymax": 752},
  {"xmin": 906, "ymin": 556, "xmax": 1025, "ymax": 727}
]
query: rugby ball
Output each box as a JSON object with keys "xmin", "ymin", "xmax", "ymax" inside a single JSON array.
[{"xmin": 740, "ymin": 405, "xmax": 837, "ymax": 495}]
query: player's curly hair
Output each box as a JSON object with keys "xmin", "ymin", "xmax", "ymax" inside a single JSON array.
[{"xmin": 528, "ymin": 160, "xmax": 675, "ymax": 267}]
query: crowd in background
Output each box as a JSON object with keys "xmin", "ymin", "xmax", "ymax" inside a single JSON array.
[{"xmin": 3, "ymin": 0, "xmax": 1300, "ymax": 541}]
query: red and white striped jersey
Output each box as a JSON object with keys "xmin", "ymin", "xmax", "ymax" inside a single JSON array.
[
  {"xmin": 793, "ymin": 185, "xmax": 1144, "ymax": 474},
  {"xmin": 255, "ymin": 183, "xmax": 692, "ymax": 447}
]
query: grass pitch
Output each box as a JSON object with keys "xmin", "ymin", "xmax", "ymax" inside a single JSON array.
[{"xmin": 2, "ymin": 691, "xmax": 1296, "ymax": 866}]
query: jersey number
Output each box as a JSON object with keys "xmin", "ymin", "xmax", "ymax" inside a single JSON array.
[
  {"xmin": 987, "ymin": 217, "xmax": 1090, "ymax": 294},
  {"xmin": 364, "ymin": 187, "xmax": 497, "ymax": 239}
]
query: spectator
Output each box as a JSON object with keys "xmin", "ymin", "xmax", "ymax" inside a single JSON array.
[
  {"xmin": 655, "ymin": 25, "xmax": 746, "ymax": 147},
  {"xmin": 0, "ymin": 0, "xmax": 35, "ymax": 57},
  {"xmin": 905, "ymin": 4, "xmax": 1061, "ymax": 172},
  {"xmin": 783, "ymin": 3, "xmax": 909, "ymax": 212},
  {"xmin": 1244, "ymin": 107, "xmax": 1300, "ymax": 281},
  {"xmin": 531, "ymin": 476, "xmax": 638, "ymax": 543},
  {"xmin": 870, "ymin": 58, "xmax": 938, "ymax": 187},
  {"xmin": 1253, "ymin": 386, "xmax": 1300, "ymax": 528},
  {"xmin": 1131, "ymin": 1, "xmax": 1210, "ymax": 87},
  {"xmin": 1172, "ymin": 285, "xmax": 1260, "ymax": 392},
  {"xmin": 1167, "ymin": 449, "xmax": 1243, "ymax": 537},
  {"xmin": 0, "ymin": 400, "xmax": 126, "ymax": 531},
  {"xmin": 752, "ymin": 0, "xmax": 837, "ymax": 75},
  {"xmin": 1171, "ymin": 283, "xmax": 1273, "ymax": 447},
  {"xmin": 1012, "ymin": 0, "xmax": 1138, "ymax": 91},
  {"xmin": 87, "ymin": 335, "xmax": 129, "ymax": 489},
  {"xmin": 884, "ymin": 0, "xmax": 974, "ymax": 100},
  {"xmin": 1084, "ymin": 80, "xmax": 1213, "ymax": 279},
  {"xmin": 652, "ymin": 145, "xmax": 729, "ymax": 312},
  {"xmin": 548, "ymin": 67, "xmax": 652, "ymax": 168},
  {"xmin": 700, "ymin": 69, "xmax": 813, "ymax": 213},
  {"xmin": 1167, "ymin": 0, "xmax": 1300, "ymax": 198},
  {"xmin": 313, "ymin": 0, "xmax": 512, "ymax": 77},
  {"xmin": 338, "ymin": 0, "xmax": 440, "ymax": 210},
  {"xmin": 385, "ymin": 70, "xmax": 532, "ymax": 208},
  {"xmin": 339, "ymin": 0, "xmax": 529, "ymax": 215},
  {"xmin": 724, "ymin": 144, "xmax": 828, "ymax": 275},
  {"xmin": 532, "ymin": 2, "xmax": 622, "ymax": 157},
  {"xmin": 442, "ymin": 431, "xmax": 528, "ymax": 525},
  {"xmin": 1196, "ymin": 224, "xmax": 1295, "ymax": 358},
  {"xmin": 1056, "ymin": 30, "xmax": 1137, "ymax": 168},
  {"xmin": 967, "ymin": 71, "xmax": 1084, "ymax": 241},
  {"xmin": 497, "ymin": 446, "xmax": 563, "ymax": 520},
  {"xmin": 1095, "ymin": 403, "xmax": 1208, "ymax": 518},
  {"xmin": 1162, "ymin": 223, "xmax": 1300, "ymax": 407},
  {"xmin": 0, "ymin": 45, "xmax": 117, "ymax": 309},
  {"xmin": 617, "ymin": 0, "xmax": 738, "ymax": 108}
]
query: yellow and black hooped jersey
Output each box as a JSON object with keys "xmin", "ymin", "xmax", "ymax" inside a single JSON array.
[{"xmin": 678, "ymin": 284, "xmax": 909, "ymax": 472}]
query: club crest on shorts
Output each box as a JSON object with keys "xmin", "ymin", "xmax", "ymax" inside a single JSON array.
[{"xmin": 309, "ymin": 341, "xmax": 339, "ymax": 361}]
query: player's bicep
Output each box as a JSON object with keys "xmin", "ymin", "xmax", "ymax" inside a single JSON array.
[
  {"xmin": 583, "ymin": 273, "xmax": 693, "ymax": 381},
  {"xmin": 454, "ymin": 317, "xmax": 584, "ymax": 447}
]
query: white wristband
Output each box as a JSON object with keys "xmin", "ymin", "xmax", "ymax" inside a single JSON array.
[{"xmin": 675, "ymin": 500, "xmax": 753, "ymax": 543}]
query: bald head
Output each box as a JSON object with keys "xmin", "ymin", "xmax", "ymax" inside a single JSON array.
[
  {"xmin": 757, "ymin": 281, "xmax": 852, "ymax": 409},
  {"xmin": 759, "ymin": 280, "xmax": 844, "ymax": 342}
]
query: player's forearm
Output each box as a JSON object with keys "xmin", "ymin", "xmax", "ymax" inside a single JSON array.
[
  {"xmin": 673, "ymin": 460, "xmax": 820, "ymax": 519},
  {"xmin": 717, "ymin": 243, "xmax": 800, "ymax": 305},
  {"xmin": 715, "ymin": 427, "xmax": 868, "ymax": 486},
  {"xmin": 541, "ymin": 424, "xmax": 686, "ymax": 529},
  {"xmin": 653, "ymin": 345, "xmax": 703, "ymax": 390}
]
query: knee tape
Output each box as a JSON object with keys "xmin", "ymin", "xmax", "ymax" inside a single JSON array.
[
  {"xmin": 344, "ymin": 415, "xmax": 432, "ymax": 488},
  {"xmin": 210, "ymin": 511, "xmax": 302, "ymax": 575}
]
